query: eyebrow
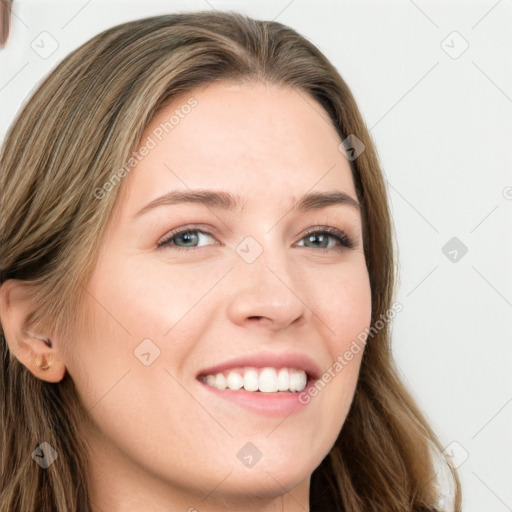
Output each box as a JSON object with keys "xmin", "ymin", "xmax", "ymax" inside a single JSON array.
[{"xmin": 134, "ymin": 189, "xmax": 360, "ymax": 218}]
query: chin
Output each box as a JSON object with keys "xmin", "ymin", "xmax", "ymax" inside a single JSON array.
[{"xmin": 217, "ymin": 472, "xmax": 310, "ymax": 500}]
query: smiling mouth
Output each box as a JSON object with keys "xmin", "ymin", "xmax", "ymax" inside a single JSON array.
[{"xmin": 198, "ymin": 366, "xmax": 309, "ymax": 393}]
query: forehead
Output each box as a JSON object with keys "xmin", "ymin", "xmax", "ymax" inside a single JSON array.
[{"xmin": 118, "ymin": 81, "xmax": 357, "ymax": 216}]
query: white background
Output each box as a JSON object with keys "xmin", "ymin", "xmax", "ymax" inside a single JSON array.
[{"xmin": 1, "ymin": 1, "xmax": 511, "ymax": 510}]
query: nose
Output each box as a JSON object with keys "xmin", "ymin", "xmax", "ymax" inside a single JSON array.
[{"xmin": 226, "ymin": 250, "xmax": 306, "ymax": 331}]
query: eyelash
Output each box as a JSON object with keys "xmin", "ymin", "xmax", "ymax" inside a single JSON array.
[{"xmin": 157, "ymin": 225, "xmax": 356, "ymax": 252}]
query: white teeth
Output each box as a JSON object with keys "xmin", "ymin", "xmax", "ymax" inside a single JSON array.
[
  {"xmin": 243, "ymin": 368, "xmax": 259, "ymax": 392},
  {"xmin": 202, "ymin": 367, "xmax": 308, "ymax": 393},
  {"xmin": 226, "ymin": 372, "xmax": 243, "ymax": 391},
  {"xmin": 277, "ymin": 368, "xmax": 289, "ymax": 391},
  {"xmin": 259, "ymin": 367, "xmax": 278, "ymax": 393},
  {"xmin": 205, "ymin": 375, "xmax": 216, "ymax": 387},
  {"xmin": 289, "ymin": 370, "xmax": 307, "ymax": 392},
  {"xmin": 215, "ymin": 373, "xmax": 227, "ymax": 390}
]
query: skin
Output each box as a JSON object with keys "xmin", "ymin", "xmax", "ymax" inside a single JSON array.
[{"xmin": 1, "ymin": 81, "xmax": 372, "ymax": 511}]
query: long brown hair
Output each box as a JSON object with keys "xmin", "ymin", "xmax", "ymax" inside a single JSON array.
[{"xmin": 0, "ymin": 11, "xmax": 461, "ymax": 511}]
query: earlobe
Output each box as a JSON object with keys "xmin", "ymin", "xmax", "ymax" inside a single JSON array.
[{"xmin": 0, "ymin": 279, "xmax": 67, "ymax": 383}]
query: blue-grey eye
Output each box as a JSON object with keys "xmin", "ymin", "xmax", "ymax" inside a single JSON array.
[
  {"xmin": 302, "ymin": 232, "xmax": 333, "ymax": 249},
  {"xmin": 296, "ymin": 228, "xmax": 354, "ymax": 250},
  {"xmin": 158, "ymin": 229, "xmax": 215, "ymax": 249},
  {"xmin": 158, "ymin": 226, "xmax": 354, "ymax": 251}
]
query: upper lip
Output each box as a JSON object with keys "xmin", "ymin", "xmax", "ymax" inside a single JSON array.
[{"xmin": 196, "ymin": 351, "xmax": 322, "ymax": 381}]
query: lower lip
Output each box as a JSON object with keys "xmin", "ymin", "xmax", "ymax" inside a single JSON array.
[{"xmin": 198, "ymin": 379, "xmax": 315, "ymax": 416}]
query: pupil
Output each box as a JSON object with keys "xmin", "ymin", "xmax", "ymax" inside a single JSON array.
[
  {"xmin": 308, "ymin": 234, "xmax": 327, "ymax": 248},
  {"xmin": 179, "ymin": 232, "xmax": 198, "ymax": 246}
]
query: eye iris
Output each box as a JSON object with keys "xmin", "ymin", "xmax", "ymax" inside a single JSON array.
[
  {"xmin": 175, "ymin": 231, "xmax": 199, "ymax": 247},
  {"xmin": 305, "ymin": 233, "xmax": 329, "ymax": 249}
]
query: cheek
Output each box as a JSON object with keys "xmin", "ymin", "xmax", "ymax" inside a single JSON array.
[
  {"xmin": 301, "ymin": 260, "xmax": 371, "ymax": 417},
  {"xmin": 311, "ymin": 259, "xmax": 372, "ymax": 346},
  {"xmin": 64, "ymin": 256, "xmax": 223, "ymax": 425},
  {"xmin": 90, "ymin": 251, "xmax": 231, "ymax": 341},
  {"xmin": 64, "ymin": 298, "xmax": 137, "ymax": 413}
]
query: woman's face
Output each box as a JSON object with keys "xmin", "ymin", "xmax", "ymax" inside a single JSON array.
[{"xmin": 67, "ymin": 82, "xmax": 372, "ymax": 510}]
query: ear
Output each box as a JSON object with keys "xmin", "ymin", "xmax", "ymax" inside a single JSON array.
[{"xmin": 0, "ymin": 279, "xmax": 67, "ymax": 383}]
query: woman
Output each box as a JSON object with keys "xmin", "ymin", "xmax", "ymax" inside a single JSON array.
[{"xmin": 0, "ymin": 11, "xmax": 461, "ymax": 512}]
